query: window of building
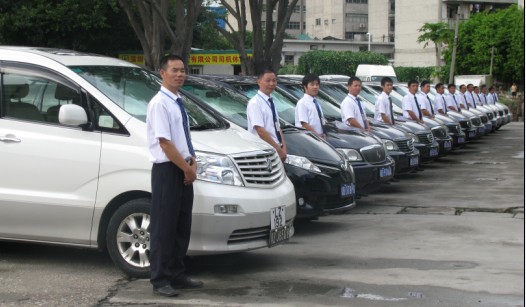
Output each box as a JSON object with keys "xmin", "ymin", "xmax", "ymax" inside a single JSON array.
[
  {"xmin": 294, "ymin": 5, "xmax": 301, "ymax": 13},
  {"xmin": 310, "ymin": 45, "xmax": 318, "ymax": 50},
  {"xmin": 287, "ymin": 21, "xmax": 300, "ymax": 30},
  {"xmin": 345, "ymin": 32, "xmax": 366, "ymax": 41},
  {"xmin": 315, "ymin": 18, "xmax": 321, "ymax": 26},
  {"xmin": 284, "ymin": 55, "xmax": 294, "ymax": 65},
  {"xmin": 346, "ymin": 13, "xmax": 368, "ymax": 24},
  {"xmin": 346, "ymin": 0, "xmax": 367, "ymax": 3},
  {"xmin": 332, "ymin": 19, "xmax": 336, "ymax": 24},
  {"xmin": 303, "ymin": 22, "xmax": 306, "ymax": 30},
  {"xmin": 190, "ymin": 67, "xmax": 202, "ymax": 75}
]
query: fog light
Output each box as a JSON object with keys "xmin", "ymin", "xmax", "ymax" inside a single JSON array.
[
  {"xmin": 298, "ymin": 198, "xmax": 305, "ymax": 207},
  {"xmin": 214, "ymin": 204, "xmax": 239, "ymax": 214}
]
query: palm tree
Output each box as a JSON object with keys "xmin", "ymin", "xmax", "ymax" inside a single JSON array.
[{"xmin": 417, "ymin": 22, "xmax": 453, "ymax": 80}]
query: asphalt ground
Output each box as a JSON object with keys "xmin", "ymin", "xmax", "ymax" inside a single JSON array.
[{"xmin": 0, "ymin": 122, "xmax": 524, "ymax": 307}]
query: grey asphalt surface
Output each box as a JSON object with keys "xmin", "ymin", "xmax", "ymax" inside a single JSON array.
[{"xmin": 0, "ymin": 122, "xmax": 524, "ymax": 307}]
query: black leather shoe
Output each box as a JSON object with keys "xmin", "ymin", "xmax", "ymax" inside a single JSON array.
[
  {"xmin": 172, "ymin": 276, "xmax": 204, "ymax": 289},
  {"xmin": 153, "ymin": 285, "xmax": 179, "ymax": 297}
]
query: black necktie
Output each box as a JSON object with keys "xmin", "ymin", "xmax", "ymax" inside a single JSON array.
[
  {"xmin": 493, "ymin": 93, "xmax": 498, "ymax": 103},
  {"xmin": 470, "ymin": 92, "xmax": 477, "ymax": 108},
  {"xmin": 414, "ymin": 96, "xmax": 422, "ymax": 120},
  {"xmin": 442, "ymin": 96, "xmax": 448, "ymax": 114},
  {"xmin": 426, "ymin": 95, "xmax": 435, "ymax": 115},
  {"xmin": 176, "ymin": 98, "xmax": 195, "ymax": 156},
  {"xmin": 453, "ymin": 95, "xmax": 460, "ymax": 111},
  {"xmin": 483, "ymin": 94, "xmax": 487, "ymax": 105},
  {"xmin": 463, "ymin": 94, "xmax": 469, "ymax": 110},
  {"xmin": 389, "ymin": 96, "xmax": 395, "ymax": 124},
  {"xmin": 355, "ymin": 97, "xmax": 369, "ymax": 129},
  {"xmin": 313, "ymin": 98, "xmax": 326, "ymax": 134},
  {"xmin": 268, "ymin": 97, "xmax": 282, "ymax": 145}
]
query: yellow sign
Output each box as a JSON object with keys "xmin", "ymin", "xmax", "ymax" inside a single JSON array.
[{"xmin": 118, "ymin": 52, "xmax": 252, "ymax": 66}]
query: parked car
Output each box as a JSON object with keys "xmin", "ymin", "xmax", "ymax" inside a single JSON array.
[
  {"xmin": 0, "ymin": 47, "xmax": 297, "ymax": 277},
  {"xmin": 182, "ymin": 75, "xmax": 356, "ymax": 219},
  {"xmin": 204, "ymin": 75, "xmax": 396, "ymax": 196}
]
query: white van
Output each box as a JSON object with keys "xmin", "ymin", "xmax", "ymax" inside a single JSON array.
[
  {"xmin": 355, "ymin": 64, "xmax": 398, "ymax": 83},
  {"xmin": 0, "ymin": 47, "xmax": 296, "ymax": 277}
]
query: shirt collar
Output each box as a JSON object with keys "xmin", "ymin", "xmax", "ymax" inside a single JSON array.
[
  {"xmin": 303, "ymin": 93, "xmax": 316, "ymax": 103},
  {"xmin": 257, "ymin": 90, "xmax": 271, "ymax": 101},
  {"xmin": 348, "ymin": 93, "xmax": 358, "ymax": 100},
  {"xmin": 160, "ymin": 86, "xmax": 182, "ymax": 101}
]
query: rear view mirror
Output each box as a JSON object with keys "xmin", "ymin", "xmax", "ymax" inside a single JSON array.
[{"xmin": 59, "ymin": 104, "xmax": 88, "ymax": 126}]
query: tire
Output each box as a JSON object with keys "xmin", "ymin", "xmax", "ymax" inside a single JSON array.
[{"xmin": 106, "ymin": 198, "xmax": 151, "ymax": 278}]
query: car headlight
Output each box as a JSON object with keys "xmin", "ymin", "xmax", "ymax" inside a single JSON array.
[
  {"xmin": 196, "ymin": 152, "xmax": 244, "ymax": 186},
  {"xmin": 382, "ymin": 139, "xmax": 398, "ymax": 151},
  {"xmin": 336, "ymin": 148, "xmax": 363, "ymax": 162},
  {"xmin": 284, "ymin": 154, "xmax": 321, "ymax": 173},
  {"xmin": 407, "ymin": 133, "xmax": 419, "ymax": 144}
]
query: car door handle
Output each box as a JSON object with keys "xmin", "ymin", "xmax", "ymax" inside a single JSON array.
[{"xmin": 0, "ymin": 135, "xmax": 21, "ymax": 143}]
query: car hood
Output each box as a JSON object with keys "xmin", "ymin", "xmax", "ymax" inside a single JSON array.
[
  {"xmin": 193, "ymin": 126, "xmax": 274, "ymax": 155},
  {"xmin": 393, "ymin": 120, "xmax": 431, "ymax": 134},
  {"xmin": 325, "ymin": 121, "xmax": 383, "ymax": 149},
  {"xmin": 282, "ymin": 126, "xmax": 344, "ymax": 167},
  {"xmin": 369, "ymin": 120, "xmax": 410, "ymax": 140}
]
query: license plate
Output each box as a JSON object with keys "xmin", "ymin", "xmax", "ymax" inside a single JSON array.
[
  {"xmin": 379, "ymin": 166, "xmax": 392, "ymax": 178},
  {"xmin": 269, "ymin": 206, "xmax": 289, "ymax": 247},
  {"xmin": 429, "ymin": 148, "xmax": 439, "ymax": 157},
  {"xmin": 409, "ymin": 156, "xmax": 419, "ymax": 166},
  {"xmin": 457, "ymin": 137, "xmax": 465, "ymax": 144},
  {"xmin": 341, "ymin": 183, "xmax": 355, "ymax": 198},
  {"xmin": 478, "ymin": 127, "xmax": 485, "ymax": 133},
  {"xmin": 469, "ymin": 131, "xmax": 476, "ymax": 138},
  {"xmin": 444, "ymin": 140, "xmax": 452, "ymax": 149}
]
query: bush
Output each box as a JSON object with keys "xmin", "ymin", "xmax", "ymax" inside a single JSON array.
[
  {"xmin": 279, "ymin": 64, "xmax": 298, "ymax": 75},
  {"xmin": 297, "ymin": 50, "xmax": 388, "ymax": 76},
  {"xmin": 394, "ymin": 66, "xmax": 436, "ymax": 82}
]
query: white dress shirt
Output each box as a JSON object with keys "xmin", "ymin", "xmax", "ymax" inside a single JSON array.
[
  {"xmin": 435, "ymin": 93, "xmax": 448, "ymax": 113},
  {"xmin": 417, "ymin": 92, "xmax": 434, "ymax": 116},
  {"xmin": 374, "ymin": 92, "xmax": 392, "ymax": 123},
  {"xmin": 147, "ymin": 86, "xmax": 192, "ymax": 163},
  {"xmin": 247, "ymin": 90, "xmax": 282, "ymax": 145},
  {"xmin": 341, "ymin": 93, "xmax": 367, "ymax": 128},
  {"xmin": 295, "ymin": 93, "xmax": 324, "ymax": 135},
  {"xmin": 465, "ymin": 91, "xmax": 477, "ymax": 108},
  {"xmin": 445, "ymin": 93, "xmax": 461, "ymax": 111},
  {"xmin": 403, "ymin": 92, "xmax": 423, "ymax": 120}
]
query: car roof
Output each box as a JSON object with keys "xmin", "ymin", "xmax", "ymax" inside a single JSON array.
[{"xmin": 0, "ymin": 46, "xmax": 136, "ymax": 67}]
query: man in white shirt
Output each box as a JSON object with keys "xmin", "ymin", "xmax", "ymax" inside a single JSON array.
[
  {"xmin": 487, "ymin": 86, "xmax": 499, "ymax": 104},
  {"xmin": 479, "ymin": 84, "xmax": 490, "ymax": 105},
  {"xmin": 247, "ymin": 68, "xmax": 287, "ymax": 161},
  {"xmin": 458, "ymin": 84, "xmax": 469, "ymax": 109},
  {"xmin": 446, "ymin": 83, "xmax": 462, "ymax": 112},
  {"xmin": 465, "ymin": 84, "xmax": 478, "ymax": 109},
  {"xmin": 418, "ymin": 80, "xmax": 435, "ymax": 119},
  {"xmin": 146, "ymin": 54, "xmax": 203, "ymax": 297},
  {"xmin": 473, "ymin": 86, "xmax": 484, "ymax": 106},
  {"xmin": 434, "ymin": 83, "xmax": 448, "ymax": 115},
  {"xmin": 374, "ymin": 77, "xmax": 395, "ymax": 125},
  {"xmin": 402, "ymin": 79, "xmax": 425, "ymax": 124},
  {"xmin": 295, "ymin": 73, "xmax": 326, "ymax": 139},
  {"xmin": 340, "ymin": 76, "xmax": 370, "ymax": 131}
]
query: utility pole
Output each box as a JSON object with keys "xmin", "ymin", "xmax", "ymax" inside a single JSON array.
[
  {"xmin": 489, "ymin": 47, "xmax": 495, "ymax": 77},
  {"xmin": 448, "ymin": 7, "xmax": 461, "ymax": 84}
]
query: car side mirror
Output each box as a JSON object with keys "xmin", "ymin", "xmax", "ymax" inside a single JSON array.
[{"xmin": 58, "ymin": 104, "xmax": 88, "ymax": 126}]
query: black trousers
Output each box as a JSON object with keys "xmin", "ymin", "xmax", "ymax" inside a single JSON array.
[{"xmin": 150, "ymin": 162, "xmax": 194, "ymax": 288}]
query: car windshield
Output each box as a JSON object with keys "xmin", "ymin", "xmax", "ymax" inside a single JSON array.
[
  {"xmin": 278, "ymin": 83, "xmax": 341, "ymax": 121},
  {"xmin": 70, "ymin": 66, "xmax": 223, "ymax": 130}
]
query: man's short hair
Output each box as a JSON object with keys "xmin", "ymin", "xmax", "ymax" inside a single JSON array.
[
  {"xmin": 347, "ymin": 76, "xmax": 361, "ymax": 85},
  {"xmin": 420, "ymin": 80, "xmax": 430, "ymax": 87},
  {"xmin": 435, "ymin": 83, "xmax": 444, "ymax": 90},
  {"xmin": 448, "ymin": 83, "xmax": 456, "ymax": 89},
  {"xmin": 257, "ymin": 68, "xmax": 276, "ymax": 79},
  {"xmin": 302, "ymin": 73, "xmax": 320, "ymax": 88},
  {"xmin": 480, "ymin": 84, "xmax": 487, "ymax": 89},
  {"xmin": 160, "ymin": 54, "xmax": 185, "ymax": 71},
  {"xmin": 489, "ymin": 86, "xmax": 495, "ymax": 91},
  {"xmin": 467, "ymin": 83, "xmax": 474, "ymax": 87},
  {"xmin": 408, "ymin": 79, "xmax": 419, "ymax": 87},
  {"xmin": 459, "ymin": 84, "xmax": 466, "ymax": 90},
  {"xmin": 381, "ymin": 77, "xmax": 393, "ymax": 86}
]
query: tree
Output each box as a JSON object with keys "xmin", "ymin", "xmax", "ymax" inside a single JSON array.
[
  {"xmin": 443, "ymin": 5, "xmax": 524, "ymax": 86},
  {"xmin": 296, "ymin": 50, "xmax": 388, "ymax": 75},
  {"xmin": 416, "ymin": 22, "xmax": 453, "ymax": 78},
  {"xmin": 118, "ymin": 0, "xmax": 202, "ymax": 70},
  {"xmin": 207, "ymin": 0, "xmax": 299, "ymax": 75}
]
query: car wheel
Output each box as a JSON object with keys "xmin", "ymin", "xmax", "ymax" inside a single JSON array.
[{"xmin": 106, "ymin": 198, "xmax": 151, "ymax": 278}]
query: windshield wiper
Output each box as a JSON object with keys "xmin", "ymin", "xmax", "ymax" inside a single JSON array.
[{"xmin": 191, "ymin": 123, "xmax": 218, "ymax": 131}]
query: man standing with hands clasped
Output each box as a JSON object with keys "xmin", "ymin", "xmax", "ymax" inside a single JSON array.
[
  {"xmin": 418, "ymin": 80, "xmax": 435, "ymax": 119},
  {"xmin": 341, "ymin": 76, "xmax": 371, "ymax": 131},
  {"xmin": 295, "ymin": 73, "xmax": 327, "ymax": 139},
  {"xmin": 146, "ymin": 54, "xmax": 203, "ymax": 298},
  {"xmin": 402, "ymin": 79, "xmax": 425, "ymax": 124},
  {"xmin": 247, "ymin": 68, "xmax": 287, "ymax": 161},
  {"xmin": 374, "ymin": 77, "xmax": 396, "ymax": 125}
]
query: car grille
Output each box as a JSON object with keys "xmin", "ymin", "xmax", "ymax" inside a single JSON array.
[
  {"xmin": 447, "ymin": 124, "xmax": 461, "ymax": 134},
  {"xmin": 416, "ymin": 132, "xmax": 434, "ymax": 145},
  {"xmin": 360, "ymin": 145, "xmax": 386, "ymax": 164},
  {"xmin": 431, "ymin": 126, "xmax": 448, "ymax": 139},
  {"xmin": 394, "ymin": 139, "xmax": 415, "ymax": 153},
  {"xmin": 459, "ymin": 120, "xmax": 472, "ymax": 129},
  {"xmin": 504, "ymin": 109, "xmax": 509, "ymax": 115},
  {"xmin": 232, "ymin": 150, "xmax": 284, "ymax": 187},
  {"xmin": 480, "ymin": 115, "xmax": 488, "ymax": 124},
  {"xmin": 487, "ymin": 112, "xmax": 494, "ymax": 120},
  {"xmin": 498, "ymin": 110, "xmax": 504, "ymax": 116},
  {"xmin": 227, "ymin": 219, "xmax": 293, "ymax": 245},
  {"xmin": 471, "ymin": 117, "xmax": 482, "ymax": 126}
]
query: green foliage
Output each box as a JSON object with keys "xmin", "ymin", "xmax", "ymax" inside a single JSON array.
[
  {"xmin": 0, "ymin": 0, "xmax": 139, "ymax": 55},
  {"xmin": 296, "ymin": 50, "xmax": 388, "ymax": 75},
  {"xmin": 444, "ymin": 5, "xmax": 524, "ymax": 85},
  {"xmin": 193, "ymin": 12, "xmax": 234, "ymax": 50},
  {"xmin": 416, "ymin": 22, "xmax": 452, "ymax": 48},
  {"xmin": 394, "ymin": 67, "xmax": 436, "ymax": 82},
  {"xmin": 279, "ymin": 64, "xmax": 298, "ymax": 75}
]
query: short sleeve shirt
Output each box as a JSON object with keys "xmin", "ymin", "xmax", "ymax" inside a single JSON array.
[
  {"xmin": 445, "ymin": 93, "xmax": 460, "ymax": 111},
  {"xmin": 295, "ymin": 94, "xmax": 324, "ymax": 135},
  {"xmin": 402, "ymin": 93, "xmax": 422, "ymax": 120},
  {"xmin": 435, "ymin": 93, "xmax": 447, "ymax": 112},
  {"xmin": 465, "ymin": 91, "xmax": 477, "ymax": 108},
  {"xmin": 374, "ymin": 92, "xmax": 392, "ymax": 123},
  {"xmin": 486, "ymin": 93, "xmax": 495, "ymax": 105},
  {"xmin": 417, "ymin": 92, "xmax": 432, "ymax": 115},
  {"xmin": 247, "ymin": 90, "xmax": 281, "ymax": 145},
  {"xmin": 341, "ymin": 93, "xmax": 366, "ymax": 128},
  {"xmin": 146, "ymin": 86, "xmax": 192, "ymax": 163}
]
